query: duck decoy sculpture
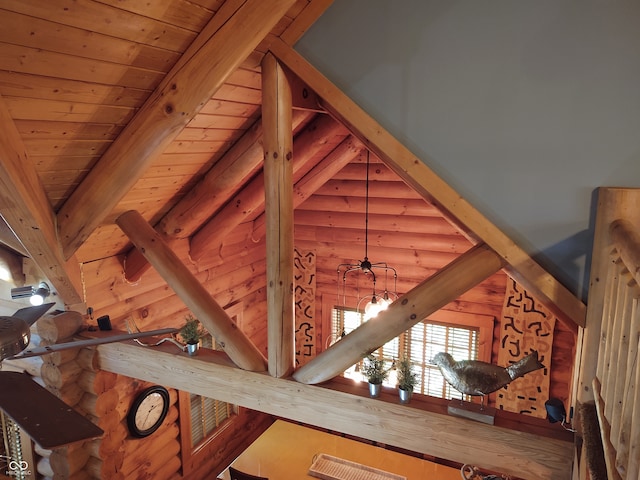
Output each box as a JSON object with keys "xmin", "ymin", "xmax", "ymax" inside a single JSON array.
[{"xmin": 432, "ymin": 351, "xmax": 544, "ymax": 406}]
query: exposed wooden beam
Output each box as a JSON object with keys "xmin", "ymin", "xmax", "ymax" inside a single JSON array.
[
  {"xmin": 0, "ymin": 215, "xmax": 28, "ymax": 258},
  {"xmin": 294, "ymin": 243, "xmax": 505, "ymax": 384},
  {"xmin": 189, "ymin": 113, "xmax": 345, "ymax": 261},
  {"xmin": 268, "ymin": 38, "xmax": 586, "ymax": 329},
  {"xmin": 121, "ymin": 110, "xmax": 313, "ymax": 283},
  {"xmin": 116, "ymin": 210, "xmax": 267, "ymax": 372},
  {"xmin": 0, "ymin": 94, "xmax": 82, "ymax": 305},
  {"xmin": 279, "ymin": 0, "xmax": 335, "ymax": 46},
  {"xmin": 251, "ymin": 135, "xmax": 364, "ymax": 240},
  {"xmin": 0, "ymin": 247, "xmax": 24, "ymax": 287},
  {"xmin": 57, "ymin": 0, "xmax": 299, "ymax": 259},
  {"xmin": 262, "ymin": 52, "xmax": 295, "ymax": 378},
  {"xmin": 97, "ymin": 342, "xmax": 573, "ymax": 480}
]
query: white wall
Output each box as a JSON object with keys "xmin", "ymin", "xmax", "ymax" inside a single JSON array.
[{"xmin": 296, "ymin": 1, "xmax": 640, "ymax": 300}]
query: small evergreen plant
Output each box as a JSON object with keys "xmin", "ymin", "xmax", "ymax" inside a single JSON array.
[
  {"xmin": 179, "ymin": 315, "xmax": 206, "ymax": 344},
  {"xmin": 397, "ymin": 355, "xmax": 419, "ymax": 392},
  {"xmin": 362, "ymin": 355, "xmax": 389, "ymax": 385}
]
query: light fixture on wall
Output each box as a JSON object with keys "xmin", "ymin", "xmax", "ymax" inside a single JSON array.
[
  {"xmin": 337, "ymin": 150, "xmax": 398, "ymax": 320},
  {"xmin": 10, "ymin": 282, "xmax": 51, "ymax": 306}
]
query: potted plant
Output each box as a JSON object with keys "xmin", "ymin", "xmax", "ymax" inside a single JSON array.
[
  {"xmin": 362, "ymin": 354, "xmax": 389, "ymax": 398},
  {"xmin": 397, "ymin": 355, "xmax": 418, "ymax": 404},
  {"xmin": 179, "ymin": 315, "xmax": 206, "ymax": 356}
]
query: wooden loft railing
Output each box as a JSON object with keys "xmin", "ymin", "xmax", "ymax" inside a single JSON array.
[{"xmin": 575, "ymin": 188, "xmax": 640, "ymax": 480}]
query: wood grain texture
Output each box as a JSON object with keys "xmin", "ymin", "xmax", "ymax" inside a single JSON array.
[
  {"xmin": 116, "ymin": 209, "xmax": 267, "ymax": 371},
  {"xmin": 262, "ymin": 52, "xmax": 295, "ymax": 377},
  {"xmin": 97, "ymin": 342, "xmax": 573, "ymax": 480}
]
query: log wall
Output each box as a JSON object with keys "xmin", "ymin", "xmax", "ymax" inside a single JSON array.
[
  {"xmin": 81, "ymin": 231, "xmax": 271, "ymax": 478},
  {"xmin": 75, "ymin": 154, "xmax": 576, "ymax": 477}
]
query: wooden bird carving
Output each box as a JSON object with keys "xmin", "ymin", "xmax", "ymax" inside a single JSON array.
[{"xmin": 432, "ymin": 351, "xmax": 544, "ymax": 403}]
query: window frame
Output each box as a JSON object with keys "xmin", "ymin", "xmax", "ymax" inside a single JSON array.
[{"xmin": 321, "ymin": 293, "xmax": 494, "ymax": 398}]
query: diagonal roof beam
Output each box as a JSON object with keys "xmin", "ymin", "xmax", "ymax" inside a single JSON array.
[
  {"xmin": 269, "ymin": 38, "xmax": 586, "ymax": 329},
  {"xmin": 121, "ymin": 110, "xmax": 312, "ymax": 283},
  {"xmin": 116, "ymin": 210, "xmax": 267, "ymax": 372},
  {"xmin": 57, "ymin": 0, "xmax": 299, "ymax": 260},
  {"xmin": 293, "ymin": 243, "xmax": 506, "ymax": 384},
  {"xmin": 0, "ymin": 94, "xmax": 82, "ymax": 305},
  {"xmin": 250, "ymin": 135, "xmax": 364, "ymax": 241},
  {"xmin": 189, "ymin": 113, "xmax": 346, "ymax": 261}
]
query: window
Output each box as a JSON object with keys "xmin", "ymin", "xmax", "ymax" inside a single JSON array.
[
  {"xmin": 326, "ymin": 294, "xmax": 493, "ymax": 401},
  {"xmin": 179, "ymin": 303, "xmax": 243, "ymax": 475},
  {"xmin": 188, "ymin": 394, "xmax": 234, "ymax": 448}
]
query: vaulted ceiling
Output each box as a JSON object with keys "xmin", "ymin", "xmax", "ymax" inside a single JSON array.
[{"xmin": 0, "ymin": 0, "xmax": 585, "ymax": 329}]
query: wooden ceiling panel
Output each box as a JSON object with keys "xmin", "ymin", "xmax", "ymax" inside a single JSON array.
[
  {"xmin": 0, "ymin": 72, "xmax": 151, "ymax": 107},
  {"xmin": 94, "ymin": 0, "xmax": 219, "ymax": 32},
  {"xmin": 0, "ymin": 9, "xmax": 181, "ymax": 71},
  {"xmin": 2, "ymin": 0, "xmax": 201, "ymax": 52},
  {"xmin": 0, "ymin": 42, "xmax": 165, "ymax": 90}
]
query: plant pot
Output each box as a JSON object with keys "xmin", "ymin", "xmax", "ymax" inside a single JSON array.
[
  {"xmin": 398, "ymin": 387, "xmax": 412, "ymax": 404},
  {"xmin": 368, "ymin": 382, "xmax": 382, "ymax": 398},
  {"xmin": 186, "ymin": 342, "xmax": 199, "ymax": 356}
]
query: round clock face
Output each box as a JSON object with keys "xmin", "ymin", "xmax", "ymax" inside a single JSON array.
[{"xmin": 127, "ymin": 386, "xmax": 170, "ymax": 437}]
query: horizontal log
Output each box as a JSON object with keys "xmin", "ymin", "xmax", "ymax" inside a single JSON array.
[
  {"xmin": 96, "ymin": 410, "xmax": 121, "ymax": 434},
  {"xmin": 190, "ymin": 113, "xmax": 347, "ymax": 260},
  {"xmin": 77, "ymin": 370, "xmax": 118, "ymax": 395},
  {"xmin": 299, "ymin": 194, "xmax": 442, "ymax": 217},
  {"xmin": 45, "ymin": 348, "xmax": 81, "ymax": 366},
  {"xmin": 122, "ymin": 417, "xmax": 179, "ymax": 457},
  {"xmin": 2, "ymin": 356, "xmax": 43, "ymax": 376},
  {"xmin": 121, "ymin": 438, "xmax": 180, "ymax": 477},
  {"xmin": 296, "ymin": 224, "xmax": 471, "ymax": 254},
  {"xmin": 97, "ymin": 341, "xmax": 572, "ymax": 480},
  {"xmin": 41, "ymin": 360, "xmax": 82, "ymax": 389},
  {"xmin": 315, "ymin": 179, "xmax": 424, "ymax": 199},
  {"xmin": 149, "ymin": 455, "xmax": 181, "ymax": 480},
  {"xmin": 50, "ymin": 445, "xmax": 90, "ymax": 477},
  {"xmin": 77, "ymin": 393, "xmax": 97, "ymax": 416},
  {"xmin": 55, "ymin": 382, "xmax": 85, "ymax": 407},
  {"xmin": 76, "ymin": 348, "xmax": 99, "ymax": 372},
  {"xmin": 97, "ymin": 424, "xmax": 127, "ymax": 459},
  {"xmin": 250, "ymin": 135, "xmax": 364, "ymax": 241},
  {"xmin": 294, "ymin": 209, "xmax": 459, "ymax": 235},
  {"xmin": 85, "ymin": 456, "xmax": 124, "ymax": 480},
  {"xmin": 37, "ymin": 311, "xmax": 84, "ymax": 343}
]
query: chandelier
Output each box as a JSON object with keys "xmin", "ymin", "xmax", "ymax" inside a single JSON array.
[{"xmin": 337, "ymin": 150, "xmax": 398, "ymax": 320}]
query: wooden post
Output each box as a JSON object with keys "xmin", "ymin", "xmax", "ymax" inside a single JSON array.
[
  {"xmin": 262, "ymin": 52, "xmax": 295, "ymax": 378},
  {"xmin": 293, "ymin": 243, "xmax": 505, "ymax": 384},
  {"xmin": 116, "ymin": 209, "xmax": 267, "ymax": 372}
]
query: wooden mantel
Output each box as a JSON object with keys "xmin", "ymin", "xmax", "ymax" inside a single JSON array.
[{"xmin": 97, "ymin": 342, "xmax": 573, "ymax": 480}]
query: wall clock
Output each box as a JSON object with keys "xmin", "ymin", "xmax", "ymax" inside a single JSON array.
[{"xmin": 127, "ymin": 385, "xmax": 170, "ymax": 438}]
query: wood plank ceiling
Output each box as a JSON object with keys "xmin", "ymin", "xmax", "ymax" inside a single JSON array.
[{"xmin": 0, "ymin": 0, "xmax": 584, "ymax": 327}]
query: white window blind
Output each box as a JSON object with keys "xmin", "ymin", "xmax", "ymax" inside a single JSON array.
[
  {"xmin": 332, "ymin": 306, "xmax": 479, "ymax": 399},
  {"xmin": 189, "ymin": 393, "xmax": 232, "ymax": 447}
]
